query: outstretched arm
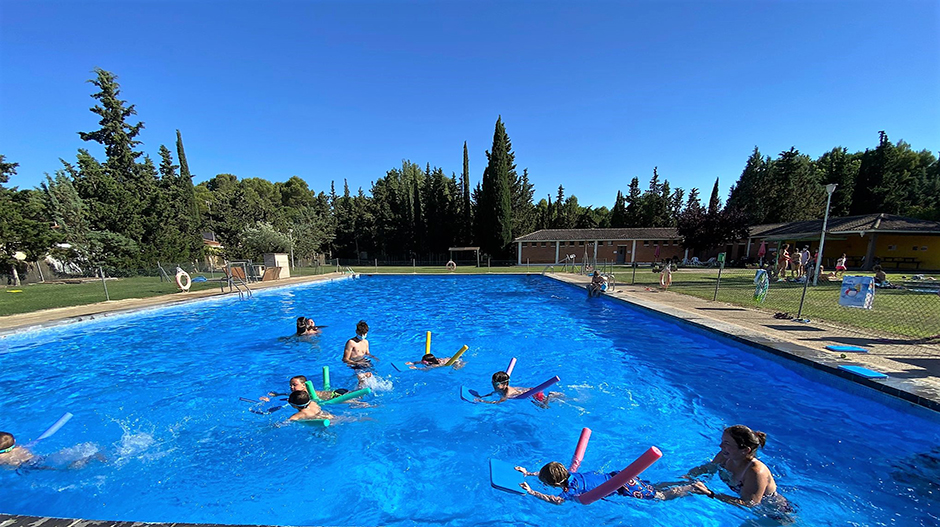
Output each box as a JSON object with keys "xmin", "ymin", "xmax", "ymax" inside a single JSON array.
[
  {"xmin": 520, "ymin": 482, "xmax": 564, "ymax": 504},
  {"xmin": 514, "ymin": 466, "xmax": 538, "ymax": 477}
]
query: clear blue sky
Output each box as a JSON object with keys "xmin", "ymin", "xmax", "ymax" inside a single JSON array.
[{"xmin": 1, "ymin": 0, "xmax": 938, "ymax": 209}]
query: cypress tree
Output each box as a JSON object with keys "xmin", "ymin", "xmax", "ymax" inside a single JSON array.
[
  {"xmin": 477, "ymin": 117, "xmax": 514, "ymax": 257},
  {"xmin": 461, "ymin": 141, "xmax": 473, "ymax": 245}
]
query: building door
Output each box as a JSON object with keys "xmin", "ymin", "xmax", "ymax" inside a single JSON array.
[{"xmin": 617, "ymin": 246, "xmax": 627, "ymax": 264}]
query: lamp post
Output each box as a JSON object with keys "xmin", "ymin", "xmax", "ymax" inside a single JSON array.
[
  {"xmin": 813, "ymin": 184, "xmax": 837, "ymax": 286},
  {"xmin": 797, "ymin": 183, "xmax": 837, "ymax": 318}
]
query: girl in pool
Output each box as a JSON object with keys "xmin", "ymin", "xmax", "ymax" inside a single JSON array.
[
  {"xmin": 475, "ymin": 371, "xmax": 562, "ymax": 406},
  {"xmin": 684, "ymin": 425, "xmax": 793, "ymax": 515}
]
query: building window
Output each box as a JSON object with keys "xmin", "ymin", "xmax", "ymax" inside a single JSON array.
[
  {"xmin": 643, "ymin": 241, "xmax": 649, "ymax": 247},
  {"xmin": 608, "ymin": 241, "xmax": 613, "ymax": 246},
  {"xmin": 541, "ymin": 242, "xmax": 547, "ymax": 247},
  {"xmin": 888, "ymin": 245, "xmax": 897, "ymax": 251},
  {"xmin": 579, "ymin": 241, "xmax": 585, "ymax": 246}
]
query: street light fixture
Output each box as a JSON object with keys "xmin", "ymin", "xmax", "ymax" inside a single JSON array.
[{"xmin": 813, "ymin": 183, "xmax": 838, "ymax": 286}]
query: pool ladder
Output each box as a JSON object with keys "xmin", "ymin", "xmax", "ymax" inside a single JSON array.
[
  {"xmin": 225, "ymin": 274, "xmax": 253, "ymax": 300},
  {"xmin": 343, "ymin": 266, "xmax": 360, "ymax": 278}
]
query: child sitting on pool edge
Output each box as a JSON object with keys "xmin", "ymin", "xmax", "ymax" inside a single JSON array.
[
  {"xmin": 476, "ymin": 371, "xmax": 562, "ymax": 406},
  {"xmin": 287, "ymin": 390, "xmax": 334, "ymax": 422},
  {"xmin": 514, "ymin": 461, "xmax": 694, "ymax": 504}
]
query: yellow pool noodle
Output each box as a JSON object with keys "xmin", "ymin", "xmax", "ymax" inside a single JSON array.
[
  {"xmin": 426, "ymin": 331, "xmax": 432, "ymax": 355},
  {"xmin": 444, "ymin": 345, "xmax": 469, "ymax": 366}
]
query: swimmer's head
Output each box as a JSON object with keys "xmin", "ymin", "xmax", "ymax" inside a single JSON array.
[
  {"xmin": 289, "ymin": 375, "xmax": 308, "ymax": 392},
  {"xmin": 538, "ymin": 462, "xmax": 570, "ymax": 488},
  {"xmin": 296, "ymin": 317, "xmax": 307, "ymax": 334},
  {"xmin": 306, "ymin": 318, "xmax": 317, "ymax": 329},
  {"xmin": 491, "ymin": 371, "xmax": 510, "ymax": 389},
  {"xmin": 288, "ymin": 390, "xmax": 312, "ymax": 408},
  {"xmin": 593, "ymin": 270, "xmax": 600, "ymax": 277},
  {"xmin": 356, "ymin": 320, "xmax": 369, "ymax": 337},
  {"xmin": 422, "ymin": 353, "xmax": 440, "ymax": 365},
  {"xmin": 0, "ymin": 432, "xmax": 15, "ymax": 454},
  {"xmin": 723, "ymin": 424, "xmax": 767, "ymax": 455},
  {"xmin": 356, "ymin": 371, "xmax": 373, "ymax": 382}
]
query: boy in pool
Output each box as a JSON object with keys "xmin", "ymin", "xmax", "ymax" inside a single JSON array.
[
  {"xmin": 476, "ymin": 371, "xmax": 561, "ymax": 406},
  {"xmin": 0, "ymin": 432, "xmax": 35, "ymax": 468},
  {"xmin": 404, "ymin": 353, "xmax": 465, "ymax": 370},
  {"xmin": 259, "ymin": 375, "xmax": 351, "ymax": 402},
  {"xmin": 286, "ymin": 390, "xmax": 334, "ymax": 422},
  {"xmin": 514, "ymin": 461, "xmax": 693, "ymax": 504},
  {"xmin": 343, "ymin": 320, "xmax": 378, "ymax": 369},
  {"xmin": 0, "ymin": 431, "xmax": 105, "ymax": 471}
]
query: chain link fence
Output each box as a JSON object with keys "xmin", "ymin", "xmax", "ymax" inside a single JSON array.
[{"xmin": 600, "ymin": 263, "xmax": 940, "ymax": 359}]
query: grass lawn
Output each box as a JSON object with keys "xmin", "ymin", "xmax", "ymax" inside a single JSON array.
[
  {"xmin": 608, "ymin": 267, "xmax": 939, "ymax": 339},
  {"xmin": 0, "ymin": 276, "xmax": 230, "ymax": 317},
  {"xmin": 0, "ymin": 265, "xmax": 533, "ymax": 317}
]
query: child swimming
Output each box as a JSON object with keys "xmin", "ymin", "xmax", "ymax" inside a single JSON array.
[
  {"xmin": 259, "ymin": 375, "xmax": 350, "ymax": 403},
  {"xmin": 0, "ymin": 432, "xmax": 35, "ymax": 468},
  {"xmin": 515, "ymin": 461, "xmax": 693, "ymax": 504},
  {"xmin": 475, "ymin": 371, "xmax": 561, "ymax": 406},
  {"xmin": 286, "ymin": 390, "xmax": 334, "ymax": 422}
]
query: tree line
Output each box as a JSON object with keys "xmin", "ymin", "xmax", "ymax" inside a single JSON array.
[{"xmin": 2, "ymin": 69, "xmax": 938, "ymax": 281}]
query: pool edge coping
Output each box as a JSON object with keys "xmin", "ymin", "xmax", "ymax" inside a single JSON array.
[{"xmin": 544, "ymin": 273, "xmax": 940, "ymax": 413}]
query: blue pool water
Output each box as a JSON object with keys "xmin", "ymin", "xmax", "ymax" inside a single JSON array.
[{"xmin": 1, "ymin": 275, "xmax": 939, "ymax": 526}]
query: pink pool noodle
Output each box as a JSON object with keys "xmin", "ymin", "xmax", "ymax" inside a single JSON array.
[
  {"xmin": 569, "ymin": 428, "xmax": 592, "ymax": 473},
  {"xmin": 576, "ymin": 446, "xmax": 663, "ymax": 505},
  {"xmin": 506, "ymin": 358, "xmax": 517, "ymax": 377},
  {"xmin": 513, "ymin": 376, "xmax": 560, "ymax": 399}
]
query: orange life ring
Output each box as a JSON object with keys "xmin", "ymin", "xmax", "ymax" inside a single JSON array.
[
  {"xmin": 176, "ymin": 269, "xmax": 192, "ymax": 292},
  {"xmin": 446, "ymin": 260, "xmax": 457, "ymax": 271},
  {"xmin": 660, "ymin": 269, "xmax": 672, "ymax": 288}
]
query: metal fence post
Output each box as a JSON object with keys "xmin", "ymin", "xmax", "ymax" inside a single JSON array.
[
  {"xmin": 99, "ymin": 266, "xmax": 110, "ymax": 301},
  {"xmin": 797, "ymin": 273, "xmax": 811, "ymax": 318},
  {"xmin": 631, "ymin": 262, "xmax": 637, "ymax": 285}
]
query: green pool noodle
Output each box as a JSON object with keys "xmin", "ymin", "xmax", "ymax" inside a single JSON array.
[
  {"xmin": 305, "ymin": 380, "xmax": 322, "ymax": 401},
  {"xmin": 323, "ymin": 366, "xmax": 331, "ymax": 392},
  {"xmin": 320, "ymin": 387, "xmax": 371, "ymax": 405},
  {"xmin": 444, "ymin": 345, "xmax": 469, "ymax": 366},
  {"xmin": 300, "ymin": 418, "xmax": 330, "ymax": 427}
]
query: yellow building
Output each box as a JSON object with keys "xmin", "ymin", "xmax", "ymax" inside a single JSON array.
[{"xmin": 751, "ymin": 214, "xmax": 940, "ymax": 271}]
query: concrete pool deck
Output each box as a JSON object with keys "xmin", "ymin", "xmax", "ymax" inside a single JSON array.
[{"xmin": 550, "ymin": 273, "xmax": 940, "ymax": 412}]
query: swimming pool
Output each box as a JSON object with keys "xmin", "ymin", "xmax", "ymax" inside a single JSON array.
[{"xmin": 1, "ymin": 275, "xmax": 938, "ymax": 526}]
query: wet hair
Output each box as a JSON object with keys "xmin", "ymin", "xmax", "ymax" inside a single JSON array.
[
  {"xmin": 289, "ymin": 390, "xmax": 312, "ymax": 407},
  {"xmin": 538, "ymin": 461, "xmax": 570, "ymax": 488},
  {"xmin": 290, "ymin": 375, "xmax": 308, "ymax": 385},
  {"xmin": 873, "ymin": 265, "xmax": 883, "ymax": 272},
  {"xmin": 0, "ymin": 432, "xmax": 14, "ymax": 451},
  {"xmin": 724, "ymin": 424, "xmax": 767, "ymax": 451},
  {"xmin": 356, "ymin": 320, "xmax": 369, "ymax": 336},
  {"xmin": 491, "ymin": 371, "xmax": 510, "ymax": 385},
  {"xmin": 422, "ymin": 353, "xmax": 440, "ymax": 365},
  {"xmin": 296, "ymin": 317, "xmax": 307, "ymax": 335}
]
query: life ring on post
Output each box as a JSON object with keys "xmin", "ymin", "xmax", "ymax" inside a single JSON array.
[
  {"xmin": 445, "ymin": 260, "xmax": 457, "ymax": 272},
  {"xmin": 175, "ymin": 268, "xmax": 192, "ymax": 292}
]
